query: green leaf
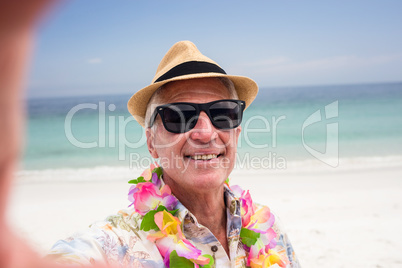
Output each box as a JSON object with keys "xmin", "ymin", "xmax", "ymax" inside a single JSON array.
[
  {"xmin": 156, "ymin": 205, "xmax": 167, "ymax": 212},
  {"xmin": 169, "ymin": 208, "xmax": 179, "ymax": 215},
  {"xmin": 155, "ymin": 205, "xmax": 178, "ymax": 215},
  {"xmin": 140, "ymin": 210, "xmax": 159, "ymax": 231},
  {"xmin": 200, "ymin": 254, "xmax": 214, "ymax": 268},
  {"xmin": 240, "ymin": 227, "xmax": 260, "ymax": 247},
  {"xmin": 140, "ymin": 205, "xmax": 175, "ymax": 231},
  {"xmin": 169, "ymin": 250, "xmax": 194, "ymax": 268},
  {"xmin": 128, "ymin": 176, "xmax": 146, "ymax": 184},
  {"xmin": 153, "ymin": 167, "xmax": 163, "ymax": 179}
]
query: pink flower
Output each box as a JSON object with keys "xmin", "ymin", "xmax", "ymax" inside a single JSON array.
[
  {"xmin": 241, "ymin": 190, "xmax": 256, "ymax": 227},
  {"xmin": 141, "ymin": 163, "xmax": 158, "ymax": 181},
  {"xmin": 232, "ymin": 184, "xmax": 279, "ymax": 266},
  {"xmin": 247, "ymin": 227, "xmax": 278, "ymax": 265},
  {"xmin": 147, "ymin": 211, "xmax": 209, "ymax": 267},
  {"xmin": 246, "ymin": 207, "xmax": 275, "ymax": 231},
  {"xmin": 129, "ymin": 183, "xmax": 177, "ymax": 215},
  {"xmin": 231, "ymin": 185, "xmax": 256, "ymax": 227},
  {"xmin": 249, "ymin": 249, "xmax": 288, "ymax": 268},
  {"xmin": 246, "ymin": 206, "xmax": 277, "ymax": 256}
]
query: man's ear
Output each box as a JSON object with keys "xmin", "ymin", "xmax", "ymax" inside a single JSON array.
[
  {"xmin": 235, "ymin": 125, "xmax": 242, "ymax": 142},
  {"xmin": 146, "ymin": 128, "xmax": 159, "ymax": 158}
]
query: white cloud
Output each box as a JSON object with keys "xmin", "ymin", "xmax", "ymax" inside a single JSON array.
[{"xmin": 87, "ymin": 58, "xmax": 102, "ymax": 64}]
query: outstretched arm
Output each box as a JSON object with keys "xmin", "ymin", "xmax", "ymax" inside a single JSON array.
[
  {"xmin": 0, "ymin": 2, "xmax": 111, "ymax": 268},
  {"xmin": 0, "ymin": 2, "xmax": 57, "ymax": 267}
]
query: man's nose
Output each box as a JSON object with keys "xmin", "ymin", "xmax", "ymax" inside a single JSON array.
[{"xmin": 189, "ymin": 111, "xmax": 216, "ymax": 142}]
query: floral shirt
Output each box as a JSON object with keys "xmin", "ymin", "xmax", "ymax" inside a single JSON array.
[{"xmin": 48, "ymin": 186, "xmax": 300, "ymax": 268}]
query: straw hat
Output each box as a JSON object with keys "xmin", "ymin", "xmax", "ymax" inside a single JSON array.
[{"xmin": 127, "ymin": 40, "xmax": 258, "ymax": 127}]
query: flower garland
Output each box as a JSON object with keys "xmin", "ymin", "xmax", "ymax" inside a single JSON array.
[{"xmin": 128, "ymin": 164, "xmax": 288, "ymax": 268}]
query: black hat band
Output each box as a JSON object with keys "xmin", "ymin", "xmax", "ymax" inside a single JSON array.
[{"xmin": 154, "ymin": 61, "xmax": 226, "ymax": 83}]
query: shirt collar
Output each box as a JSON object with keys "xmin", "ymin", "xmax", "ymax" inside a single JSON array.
[
  {"xmin": 174, "ymin": 184, "xmax": 242, "ymax": 224},
  {"xmin": 160, "ymin": 175, "xmax": 242, "ymax": 225}
]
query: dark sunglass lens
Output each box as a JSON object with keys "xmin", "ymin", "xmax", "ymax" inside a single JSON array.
[
  {"xmin": 209, "ymin": 101, "xmax": 242, "ymax": 129},
  {"xmin": 163, "ymin": 104, "xmax": 197, "ymax": 133}
]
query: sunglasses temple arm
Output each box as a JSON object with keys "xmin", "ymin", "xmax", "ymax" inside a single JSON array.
[{"xmin": 149, "ymin": 109, "xmax": 159, "ymax": 127}]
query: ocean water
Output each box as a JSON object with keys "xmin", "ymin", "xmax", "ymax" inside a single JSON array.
[{"xmin": 21, "ymin": 82, "xmax": 402, "ymax": 171}]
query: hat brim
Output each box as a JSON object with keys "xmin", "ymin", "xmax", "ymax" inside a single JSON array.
[{"xmin": 127, "ymin": 73, "xmax": 258, "ymax": 127}]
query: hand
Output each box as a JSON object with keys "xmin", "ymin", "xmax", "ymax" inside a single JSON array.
[{"xmin": 0, "ymin": 1, "xmax": 114, "ymax": 267}]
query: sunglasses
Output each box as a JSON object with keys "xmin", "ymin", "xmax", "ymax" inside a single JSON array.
[{"xmin": 149, "ymin": 99, "xmax": 245, "ymax": 133}]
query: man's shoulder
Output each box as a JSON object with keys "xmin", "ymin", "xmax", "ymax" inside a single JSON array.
[
  {"xmin": 47, "ymin": 208, "xmax": 163, "ymax": 266},
  {"xmin": 103, "ymin": 208, "xmax": 142, "ymax": 233},
  {"xmin": 252, "ymin": 203, "xmax": 301, "ymax": 268},
  {"xmin": 253, "ymin": 202, "xmax": 287, "ymax": 238}
]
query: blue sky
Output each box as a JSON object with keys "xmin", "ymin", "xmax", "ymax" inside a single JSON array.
[{"xmin": 28, "ymin": 0, "xmax": 402, "ymax": 97}]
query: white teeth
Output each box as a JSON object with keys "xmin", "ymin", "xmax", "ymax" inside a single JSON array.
[{"xmin": 190, "ymin": 154, "xmax": 217, "ymax": 160}]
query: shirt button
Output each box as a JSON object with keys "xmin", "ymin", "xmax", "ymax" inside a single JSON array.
[{"xmin": 211, "ymin": 245, "xmax": 218, "ymax": 252}]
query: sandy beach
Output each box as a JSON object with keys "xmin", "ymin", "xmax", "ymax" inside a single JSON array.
[
  {"xmin": 7, "ymin": 1, "xmax": 401, "ymax": 267},
  {"xmin": 7, "ymin": 159, "xmax": 402, "ymax": 268}
]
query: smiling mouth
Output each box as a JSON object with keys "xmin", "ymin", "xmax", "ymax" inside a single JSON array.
[{"xmin": 186, "ymin": 154, "xmax": 221, "ymax": 161}]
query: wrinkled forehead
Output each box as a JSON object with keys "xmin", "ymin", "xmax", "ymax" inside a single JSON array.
[{"xmin": 157, "ymin": 78, "xmax": 232, "ymax": 105}]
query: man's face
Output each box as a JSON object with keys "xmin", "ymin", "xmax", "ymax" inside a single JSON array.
[{"xmin": 146, "ymin": 78, "xmax": 241, "ymax": 194}]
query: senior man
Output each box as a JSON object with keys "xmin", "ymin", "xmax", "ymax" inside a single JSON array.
[{"xmin": 49, "ymin": 41, "xmax": 300, "ymax": 268}]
